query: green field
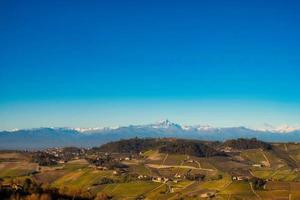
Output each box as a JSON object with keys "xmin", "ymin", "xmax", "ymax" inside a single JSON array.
[
  {"xmin": 253, "ymin": 168, "xmax": 300, "ymax": 181},
  {"xmin": 0, "ymin": 153, "xmax": 38, "ymax": 178},
  {"xmin": 101, "ymin": 181, "xmax": 161, "ymax": 199}
]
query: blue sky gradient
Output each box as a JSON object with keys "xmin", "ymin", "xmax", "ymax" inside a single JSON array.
[{"xmin": 0, "ymin": 0, "xmax": 300, "ymax": 129}]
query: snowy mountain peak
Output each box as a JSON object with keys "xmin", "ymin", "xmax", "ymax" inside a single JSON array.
[
  {"xmin": 151, "ymin": 119, "xmax": 181, "ymax": 129},
  {"xmin": 73, "ymin": 127, "xmax": 105, "ymax": 133},
  {"xmin": 273, "ymin": 125, "xmax": 300, "ymax": 133},
  {"xmin": 195, "ymin": 124, "xmax": 216, "ymax": 131},
  {"xmin": 158, "ymin": 119, "xmax": 172, "ymax": 126},
  {"xmin": 258, "ymin": 123, "xmax": 300, "ymax": 133}
]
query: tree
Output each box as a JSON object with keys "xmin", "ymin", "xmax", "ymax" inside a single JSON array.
[
  {"xmin": 251, "ymin": 178, "xmax": 266, "ymax": 190},
  {"xmin": 23, "ymin": 178, "xmax": 32, "ymax": 192}
]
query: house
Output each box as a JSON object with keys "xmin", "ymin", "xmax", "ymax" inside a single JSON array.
[
  {"xmin": 223, "ymin": 147, "xmax": 233, "ymax": 153},
  {"xmin": 97, "ymin": 166, "xmax": 108, "ymax": 170},
  {"xmin": 152, "ymin": 177, "xmax": 169, "ymax": 183},
  {"xmin": 138, "ymin": 175, "xmax": 143, "ymax": 179},
  {"xmin": 232, "ymin": 175, "xmax": 250, "ymax": 181},
  {"xmin": 174, "ymin": 173, "xmax": 181, "ymax": 178},
  {"xmin": 113, "ymin": 170, "xmax": 119, "ymax": 175},
  {"xmin": 124, "ymin": 157, "xmax": 131, "ymax": 161},
  {"xmin": 230, "ymin": 170, "xmax": 252, "ymax": 181},
  {"xmin": 200, "ymin": 192, "xmax": 215, "ymax": 198},
  {"xmin": 152, "ymin": 177, "xmax": 162, "ymax": 182},
  {"xmin": 138, "ymin": 175, "xmax": 148, "ymax": 180},
  {"xmin": 252, "ymin": 164, "xmax": 263, "ymax": 168},
  {"xmin": 58, "ymin": 160, "xmax": 65, "ymax": 164},
  {"xmin": 173, "ymin": 179, "xmax": 181, "ymax": 183}
]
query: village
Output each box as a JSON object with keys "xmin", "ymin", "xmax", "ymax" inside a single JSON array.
[{"xmin": 30, "ymin": 146, "xmax": 269, "ymax": 191}]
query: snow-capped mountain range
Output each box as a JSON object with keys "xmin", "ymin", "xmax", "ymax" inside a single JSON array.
[
  {"xmin": 67, "ymin": 119, "xmax": 299, "ymax": 133},
  {"xmin": 257, "ymin": 123, "xmax": 300, "ymax": 133},
  {"xmin": 1, "ymin": 119, "xmax": 300, "ymax": 150}
]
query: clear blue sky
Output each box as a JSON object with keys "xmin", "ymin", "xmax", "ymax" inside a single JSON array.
[{"xmin": 0, "ymin": 0, "xmax": 300, "ymax": 130}]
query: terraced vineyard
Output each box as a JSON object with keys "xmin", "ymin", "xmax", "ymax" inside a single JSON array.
[{"xmin": 1, "ymin": 138, "xmax": 300, "ymax": 199}]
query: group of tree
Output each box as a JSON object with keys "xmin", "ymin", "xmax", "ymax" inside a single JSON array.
[
  {"xmin": 185, "ymin": 173, "xmax": 205, "ymax": 181},
  {"xmin": 0, "ymin": 178, "xmax": 94, "ymax": 200},
  {"xmin": 97, "ymin": 138, "xmax": 226, "ymax": 157},
  {"xmin": 158, "ymin": 139, "xmax": 226, "ymax": 157},
  {"xmin": 31, "ymin": 152, "xmax": 59, "ymax": 166},
  {"xmin": 250, "ymin": 177, "xmax": 267, "ymax": 190},
  {"xmin": 223, "ymin": 138, "xmax": 272, "ymax": 150},
  {"xmin": 86, "ymin": 154, "xmax": 128, "ymax": 170}
]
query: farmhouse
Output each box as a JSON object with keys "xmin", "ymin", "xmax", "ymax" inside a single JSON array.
[
  {"xmin": 97, "ymin": 166, "xmax": 108, "ymax": 170},
  {"xmin": 174, "ymin": 173, "xmax": 181, "ymax": 178},
  {"xmin": 113, "ymin": 170, "xmax": 118, "ymax": 175},
  {"xmin": 152, "ymin": 177, "xmax": 169, "ymax": 183},
  {"xmin": 138, "ymin": 175, "xmax": 148, "ymax": 180},
  {"xmin": 232, "ymin": 175, "xmax": 251, "ymax": 181},
  {"xmin": 173, "ymin": 179, "xmax": 181, "ymax": 183},
  {"xmin": 230, "ymin": 170, "xmax": 252, "ymax": 181},
  {"xmin": 200, "ymin": 192, "xmax": 215, "ymax": 198},
  {"xmin": 252, "ymin": 164, "xmax": 264, "ymax": 168},
  {"xmin": 58, "ymin": 160, "xmax": 66, "ymax": 164}
]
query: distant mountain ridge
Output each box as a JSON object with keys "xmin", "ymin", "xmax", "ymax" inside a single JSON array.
[{"xmin": 1, "ymin": 120, "xmax": 300, "ymax": 150}]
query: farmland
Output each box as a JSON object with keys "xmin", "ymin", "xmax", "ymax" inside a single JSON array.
[{"xmin": 1, "ymin": 138, "xmax": 300, "ymax": 199}]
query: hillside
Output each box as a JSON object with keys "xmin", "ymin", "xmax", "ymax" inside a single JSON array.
[
  {"xmin": 97, "ymin": 138, "xmax": 226, "ymax": 157},
  {"xmin": 2, "ymin": 138, "xmax": 300, "ymax": 199},
  {"xmin": 223, "ymin": 138, "xmax": 272, "ymax": 150}
]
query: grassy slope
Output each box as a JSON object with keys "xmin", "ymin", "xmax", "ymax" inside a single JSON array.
[
  {"xmin": 102, "ymin": 181, "xmax": 161, "ymax": 199},
  {"xmin": 0, "ymin": 153, "xmax": 38, "ymax": 178}
]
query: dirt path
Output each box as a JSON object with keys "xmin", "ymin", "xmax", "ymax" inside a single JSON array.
[
  {"xmin": 182, "ymin": 181, "xmax": 195, "ymax": 190},
  {"xmin": 167, "ymin": 181, "xmax": 195, "ymax": 200},
  {"xmin": 144, "ymin": 183, "xmax": 165, "ymax": 197},
  {"xmin": 211, "ymin": 180, "xmax": 232, "ymax": 198},
  {"xmin": 283, "ymin": 144, "xmax": 298, "ymax": 164},
  {"xmin": 270, "ymin": 170, "xmax": 280, "ymax": 178},
  {"xmin": 194, "ymin": 160, "xmax": 202, "ymax": 168},
  {"xmin": 289, "ymin": 155, "xmax": 298, "ymax": 163},
  {"xmin": 147, "ymin": 164, "xmax": 215, "ymax": 171},
  {"xmin": 261, "ymin": 150, "xmax": 271, "ymax": 167},
  {"xmin": 161, "ymin": 154, "xmax": 168, "ymax": 166},
  {"xmin": 220, "ymin": 181, "xmax": 233, "ymax": 192},
  {"xmin": 111, "ymin": 184, "xmax": 119, "ymax": 193},
  {"xmin": 249, "ymin": 169, "xmax": 255, "ymax": 177},
  {"xmin": 285, "ymin": 144, "xmax": 288, "ymax": 152}
]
